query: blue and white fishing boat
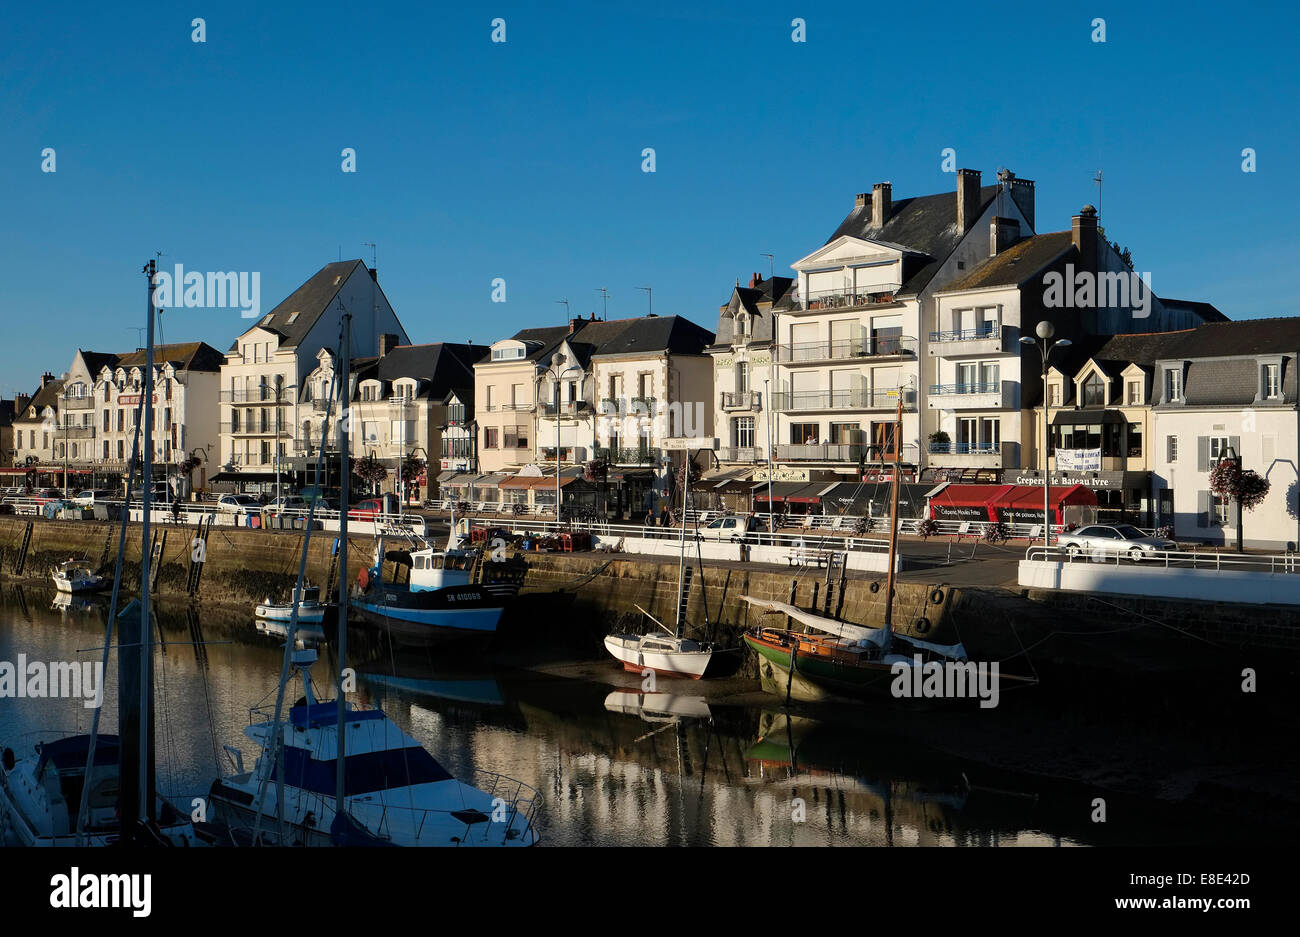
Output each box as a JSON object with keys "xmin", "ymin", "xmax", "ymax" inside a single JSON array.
[
  {"xmin": 350, "ymin": 510, "xmax": 527, "ymax": 647},
  {"xmin": 207, "ymin": 650, "xmax": 539, "ymax": 846}
]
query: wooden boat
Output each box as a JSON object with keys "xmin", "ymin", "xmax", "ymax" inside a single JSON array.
[{"xmin": 255, "ymin": 583, "xmax": 328, "ymax": 623}]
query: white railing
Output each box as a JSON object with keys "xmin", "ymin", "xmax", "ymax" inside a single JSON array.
[{"xmin": 1025, "ymin": 545, "xmax": 1300, "ymax": 574}]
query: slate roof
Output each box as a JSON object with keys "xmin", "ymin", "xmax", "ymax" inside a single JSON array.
[
  {"xmin": 825, "ymin": 184, "xmax": 1004, "ymax": 295},
  {"xmin": 1150, "ymin": 317, "xmax": 1300, "ymax": 358},
  {"xmin": 495, "ymin": 316, "xmax": 715, "ymax": 367},
  {"xmin": 375, "ymin": 343, "xmax": 486, "ymax": 399},
  {"xmin": 79, "ymin": 351, "xmax": 122, "ymax": 377},
  {"xmin": 938, "ymin": 232, "xmax": 1075, "ymax": 293},
  {"xmin": 233, "ymin": 260, "xmax": 386, "ymax": 350},
  {"xmin": 1160, "ymin": 298, "xmax": 1229, "ymax": 324},
  {"xmin": 16, "ymin": 379, "xmax": 64, "ymax": 421}
]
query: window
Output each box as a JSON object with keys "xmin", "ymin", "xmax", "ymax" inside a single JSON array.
[
  {"xmin": 1164, "ymin": 367, "xmax": 1182, "ymax": 402},
  {"xmin": 103, "ymin": 410, "xmax": 110, "ymax": 431},
  {"xmin": 829, "ymin": 422, "xmax": 859, "ymax": 444},
  {"xmin": 117, "ymin": 441, "xmax": 124, "ymax": 460},
  {"xmin": 103, "ymin": 441, "xmax": 109, "ymax": 460},
  {"xmin": 491, "ymin": 346, "xmax": 523, "ymax": 361},
  {"xmin": 736, "ymin": 362, "xmax": 749, "ymax": 394},
  {"xmin": 1048, "ymin": 383, "xmax": 1061, "ymax": 407},
  {"xmin": 1208, "ymin": 436, "xmax": 1230, "ymax": 463},
  {"xmin": 733, "ymin": 417, "xmax": 755, "ymax": 449},
  {"xmin": 1126, "ymin": 380, "xmax": 1141, "ymax": 405},
  {"xmin": 1212, "ymin": 493, "xmax": 1230, "ymax": 527},
  {"xmin": 1082, "ymin": 373, "xmax": 1105, "ymax": 407},
  {"xmin": 486, "ymin": 386, "xmax": 496, "ymax": 410},
  {"xmin": 484, "ymin": 428, "xmax": 499, "ymax": 449},
  {"xmin": 286, "ymin": 312, "xmax": 300, "ymax": 325},
  {"xmin": 448, "ymin": 402, "xmax": 465, "ymax": 424},
  {"xmin": 1263, "ymin": 363, "xmax": 1280, "ymax": 398},
  {"xmin": 871, "ymin": 421, "xmax": 897, "ymax": 458},
  {"xmin": 231, "ymin": 410, "xmax": 241, "ymax": 432},
  {"xmin": 260, "ymin": 441, "xmax": 272, "ymax": 464},
  {"xmin": 790, "ymin": 423, "xmax": 819, "ymax": 444},
  {"xmin": 1127, "ymin": 422, "xmax": 1142, "ymax": 457}
]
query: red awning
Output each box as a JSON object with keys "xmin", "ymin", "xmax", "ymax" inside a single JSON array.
[
  {"xmin": 993, "ymin": 484, "xmax": 1098, "ymax": 524},
  {"xmin": 928, "ymin": 483, "xmax": 1015, "ymax": 521}
]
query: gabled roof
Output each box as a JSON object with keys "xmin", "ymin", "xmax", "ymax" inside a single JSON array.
[
  {"xmin": 938, "ymin": 232, "xmax": 1075, "ymax": 294},
  {"xmin": 78, "ymin": 351, "xmax": 121, "ymax": 377},
  {"xmin": 234, "ymin": 260, "xmax": 375, "ymax": 350},
  {"xmin": 825, "ymin": 184, "xmax": 1003, "ymax": 295},
  {"xmin": 114, "ymin": 341, "xmax": 224, "ymax": 372},
  {"xmin": 588, "ymin": 315, "xmax": 715, "ymax": 357},
  {"xmin": 376, "ymin": 343, "xmax": 486, "ymax": 399},
  {"xmin": 1160, "ymin": 298, "xmax": 1229, "ymax": 324},
  {"xmin": 1149, "ymin": 318, "xmax": 1300, "ymax": 359},
  {"xmin": 17, "ymin": 379, "xmax": 64, "ymax": 420}
]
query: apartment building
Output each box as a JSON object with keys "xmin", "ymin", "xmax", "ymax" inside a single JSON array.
[
  {"xmin": 11, "ymin": 373, "xmax": 63, "ymax": 479},
  {"xmin": 215, "ymin": 260, "xmax": 408, "ymax": 492},
  {"xmin": 438, "ymin": 388, "xmax": 475, "ymax": 475}
]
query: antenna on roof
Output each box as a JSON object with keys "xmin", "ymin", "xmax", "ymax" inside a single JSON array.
[
  {"xmin": 363, "ymin": 242, "xmax": 377, "ymax": 268},
  {"xmin": 1092, "ymin": 169, "xmax": 1103, "ymax": 221},
  {"xmin": 760, "ymin": 253, "xmax": 773, "ymax": 278},
  {"xmin": 556, "ymin": 299, "xmax": 570, "ymax": 322},
  {"xmin": 595, "ymin": 287, "xmax": 610, "ymax": 320},
  {"xmin": 637, "ymin": 286, "xmax": 653, "ymax": 317}
]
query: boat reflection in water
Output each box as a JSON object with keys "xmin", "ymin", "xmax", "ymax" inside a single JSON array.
[{"xmin": 49, "ymin": 591, "xmax": 105, "ymax": 616}]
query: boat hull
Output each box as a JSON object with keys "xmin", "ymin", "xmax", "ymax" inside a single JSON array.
[
  {"xmin": 745, "ymin": 632, "xmax": 898, "ymax": 702},
  {"xmin": 255, "ymin": 603, "xmax": 327, "ymax": 623},
  {"xmin": 351, "ymin": 583, "xmax": 506, "ymax": 647},
  {"xmin": 603, "ymin": 635, "xmax": 711, "ymax": 679}
]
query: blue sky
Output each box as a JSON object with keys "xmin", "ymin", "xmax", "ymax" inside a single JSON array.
[{"xmin": 2, "ymin": 0, "xmax": 1297, "ymax": 395}]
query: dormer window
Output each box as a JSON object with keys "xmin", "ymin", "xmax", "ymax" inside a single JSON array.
[
  {"xmin": 1047, "ymin": 383, "xmax": 1061, "ymax": 407},
  {"xmin": 1263, "ymin": 363, "xmax": 1281, "ymax": 399},
  {"xmin": 261, "ymin": 314, "xmax": 274, "ymax": 326},
  {"xmin": 1082, "ymin": 373, "xmax": 1105, "ymax": 407},
  {"xmin": 1126, "ymin": 380, "xmax": 1141, "ymax": 405},
  {"xmin": 286, "ymin": 312, "xmax": 300, "ymax": 324},
  {"xmin": 1163, "ymin": 367, "xmax": 1183, "ymax": 403}
]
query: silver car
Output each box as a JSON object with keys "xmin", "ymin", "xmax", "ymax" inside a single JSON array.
[{"xmin": 1056, "ymin": 524, "xmax": 1176, "ymax": 561}]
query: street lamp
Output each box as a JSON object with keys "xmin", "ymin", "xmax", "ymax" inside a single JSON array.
[
  {"xmin": 1221, "ymin": 444, "xmax": 1244, "ymax": 553},
  {"xmin": 540, "ymin": 354, "xmax": 581, "ymax": 520},
  {"xmin": 1020, "ymin": 322, "xmax": 1071, "ymax": 548},
  {"xmin": 273, "ymin": 381, "xmax": 297, "ymax": 507},
  {"xmin": 764, "ymin": 378, "xmax": 774, "ymax": 533}
]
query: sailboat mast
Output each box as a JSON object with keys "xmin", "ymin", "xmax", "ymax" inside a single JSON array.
[
  {"xmin": 673, "ymin": 450, "xmax": 690, "ymax": 638},
  {"xmin": 335, "ymin": 313, "xmax": 351, "ymax": 818},
  {"xmin": 881, "ymin": 395, "xmax": 903, "ymax": 638},
  {"xmin": 139, "ymin": 258, "xmax": 157, "ymax": 831}
]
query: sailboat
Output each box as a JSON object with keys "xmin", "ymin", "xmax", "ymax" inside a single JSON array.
[
  {"xmin": 1, "ymin": 259, "xmax": 200, "ymax": 847},
  {"xmin": 209, "ymin": 312, "xmax": 539, "ymax": 846},
  {"xmin": 603, "ymin": 449, "xmax": 714, "ymax": 679},
  {"xmin": 742, "ymin": 397, "xmax": 1030, "ymax": 703}
]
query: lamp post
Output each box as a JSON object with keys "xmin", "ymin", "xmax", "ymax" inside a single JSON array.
[
  {"xmin": 1020, "ymin": 322, "xmax": 1071, "ymax": 547},
  {"xmin": 540, "ymin": 354, "xmax": 581, "ymax": 520},
  {"xmin": 764, "ymin": 378, "xmax": 774, "ymax": 533},
  {"xmin": 1221, "ymin": 444, "xmax": 1244, "ymax": 552}
]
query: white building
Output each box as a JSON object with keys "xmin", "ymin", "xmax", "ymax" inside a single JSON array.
[{"xmin": 215, "ymin": 260, "xmax": 408, "ymax": 493}]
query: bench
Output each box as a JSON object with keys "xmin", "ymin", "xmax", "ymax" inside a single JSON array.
[{"xmin": 787, "ymin": 546, "xmax": 842, "ymax": 568}]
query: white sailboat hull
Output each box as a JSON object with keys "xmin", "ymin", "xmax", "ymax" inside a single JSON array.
[{"xmin": 604, "ymin": 634, "xmax": 712, "ymax": 679}]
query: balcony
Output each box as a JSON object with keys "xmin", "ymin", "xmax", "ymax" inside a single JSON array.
[
  {"xmin": 63, "ymin": 396, "xmax": 94, "ymax": 410},
  {"xmin": 777, "ymin": 336, "xmax": 916, "ymax": 364},
  {"xmin": 792, "ymin": 285, "xmax": 902, "ymax": 312},
  {"xmin": 927, "ymin": 326, "xmax": 1003, "ymax": 358},
  {"xmin": 774, "ymin": 443, "xmax": 866, "ymax": 462},
  {"xmin": 595, "ymin": 446, "xmax": 659, "ymax": 465},
  {"xmin": 928, "ymin": 440, "xmax": 1015, "ymax": 468},
  {"xmin": 720, "ymin": 391, "xmax": 762, "ymax": 412},
  {"xmin": 59, "ymin": 426, "xmax": 95, "ymax": 439},
  {"xmin": 220, "ymin": 423, "xmax": 291, "ymax": 437},
  {"xmin": 312, "ymin": 398, "xmax": 331, "ymax": 412},
  {"xmin": 631, "ymin": 396, "xmax": 656, "ymax": 416},
  {"xmin": 219, "ymin": 389, "xmax": 277, "ymax": 403},
  {"xmin": 927, "ymin": 382, "xmax": 1004, "ymax": 410},
  {"xmin": 773, "ymin": 388, "xmax": 916, "ymax": 413},
  {"xmin": 716, "ymin": 446, "xmax": 762, "ymax": 463},
  {"xmin": 541, "ymin": 400, "xmax": 590, "ymax": 417}
]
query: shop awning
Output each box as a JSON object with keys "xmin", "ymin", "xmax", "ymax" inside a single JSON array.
[
  {"xmin": 994, "ymin": 483, "xmax": 1098, "ymax": 524},
  {"xmin": 928, "ymin": 484, "xmax": 1015, "ymax": 522},
  {"xmin": 471, "ymin": 473, "xmax": 511, "ymax": 489},
  {"xmin": 1052, "ymin": 409, "xmax": 1126, "ymax": 425},
  {"xmin": 755, "ymin": 481, "xmax": 825, "ymax": 503}
]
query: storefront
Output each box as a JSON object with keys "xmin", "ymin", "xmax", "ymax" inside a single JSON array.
[
  {"xmin": 1009, "ymin": 468, "xmax": 1153, "ymax": 526},
  {"xmin": 927, "ymin": 482, "xmax": 1099, "ymax": 527}
]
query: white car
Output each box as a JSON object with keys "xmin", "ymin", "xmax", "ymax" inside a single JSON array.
[
  {"xmin": 217, "ymin": 494, "xmax": 262, "ymax": 514},
  {"xmin": 697, "ymin": 514, "xmax": 761, "ymax": 542},
  {"xmin": 1055, "ymin": 524, "xmax": 1177, "ymax": 561},
  {"xmin": 72, "ymin": 489, "xmax": 113, "ymax": 506},
  {"xmin": 266, "ymin": 496, "xmax": 307, "ymax": 514}
]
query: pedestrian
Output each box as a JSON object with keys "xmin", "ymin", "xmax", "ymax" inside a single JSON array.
[
  {"xmin": 659, "ymin": 503, "xmax": 669, "ymax": 527},
  {"xmin": 171, "ymin": 498, "xmax": 182, "ymax": 523}
]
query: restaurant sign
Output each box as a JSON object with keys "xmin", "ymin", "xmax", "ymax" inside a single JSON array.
[
  {"xmin": 753, "ymin": 467, "xmax": 809, "ymax": 482},
  {"xmin": 1013, "ymin": 471, "xmax": 1120, "ymax": 489}
]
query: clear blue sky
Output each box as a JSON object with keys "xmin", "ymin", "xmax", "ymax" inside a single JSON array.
[{"xmin": 2, "ymin": 0, "xmax": 1296, "ymax": 396}]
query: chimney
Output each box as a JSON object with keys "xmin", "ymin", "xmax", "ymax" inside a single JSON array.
[
  {"xmin": 989, "ymin": 217, "xmax": 1020, "ymax": 256},
  {"xmin": 569, "ymin": 317, "xmax": 581, "ymax": 334},
  {"xmin": 749, "ymin": 272, "xmax": 761, "ymax": 288},
  {"xmin": 854, "ymin": 192, "xmax": 870, "ymax": 209},
  {"xmin": 15, "ymin": 393, "xmax": 30, "ymax": 413},
  {"xmin": 956, "ymin": 169, "xmax": 981, "ymax": 233},
  {"xmin": 1008, "ymin": 175, "xmax": 1035, "ymax": 231},
  {"xmin": 871, "ymin": 182, "xmax": 892, "ymax": 228},
  {"xmin": 379, "ymin": 333, "xmax": 400, "ymax": 357},
  {"xmin": 40, "ymin": 372, "xmax": 54, "ymax": 389},
  {"xmin": 369, "ymin": 267, "xmax": 378, "ymax": 282},
  {"xmin": 1072, "ymin": 204, "xmax": 1099, "ymax": 272}
]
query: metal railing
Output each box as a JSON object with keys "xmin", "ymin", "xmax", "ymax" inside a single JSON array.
[
  {"xmin": 772, "ymin": 388, "xmax": 916, "ymax": 411},
  {"xmin": 928, "ymin": 441, "xmax": 1000, "ymax": 455},
  {"xmin": 928, "ymin": 327, "xmax": 999, "ymax": 343},
  {"xmin": 776, "ymin": 336, "xmax": 915, "ymax": 362},
  {"xmin": 720, "ymin": 391, "xmax": 762, "ymax": 411},
  {"xmin": 1025, "ymin": 545, "xmax": 1300, "ymax": 574},
  {"xmin": 928, "ymin": 382, "xmax": 1002, "ymax": 396},
  {"xmin": 716, "ymin": 446, "xmax": 762, "ymax": 462},
  {"xmin": 793, "ymin": 286, "xmax": 901, "ymax": 311},
  {"xmin": 594, "ymin": 446, "xmax": 659, "ymax": 465},
  {"xmin": 62, "ymin": 396, "xmax": 95, "ymax": 410},
  {"xmin": 541, "ymin": 401, "xmax": 589, "ymax": 416},
  {"xmin": 773, "ymin": 443, "xmax": 866, "ymax": 462}
]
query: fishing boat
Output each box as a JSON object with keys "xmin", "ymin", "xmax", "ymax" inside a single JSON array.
[
  {"xmin": 742, "ymin": 397, "xmax": 1033, "ymax": 703},
  {"xmin": 207, "ymin": 649, "xmax": 540, "ymax": 846},
  {"xmin": 255, "ymin": 583, "xmax": 328, "ymax": 623},
  {"xmin": 0, "ymin": 736, "xmax": 200, "ymax": 847},
  {"xmin": 51, "ymin": 558, "xmax": 106, "ymax": 593},
  {"xmin": 350, "ymin": 508, "xmax": 527, "ymax": 647},
  {"xmin": 603, "ymin": 450, "xmax": 714, "ymax": 678}
]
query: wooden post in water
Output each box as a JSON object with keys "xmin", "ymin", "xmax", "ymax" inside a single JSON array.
[{"xmin": 881, "ymin": 395, "xmax": 903, "ymax": 640}]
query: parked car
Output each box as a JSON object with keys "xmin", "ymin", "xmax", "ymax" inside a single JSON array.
[
  {"xmin": 72, "ymin": 489, "xmax": 114, "ymax": 506},
  {"xmin": 1055, "ymin": 524, "xmax": 1176, "ymax": 561},
  {"xmin": 348, "ymin": 498, "xmax": 386, "ymax": 521},
  {"xmin": 217, "ymin": 494, "xmax": 262, "ymax": 514},
  {"xmin": 266, "ymin": 495, "xmax": 307, "ymax": 514},
  {"xmin": 696, "ymin": 514, "xmax": 762, "ymax": 542}
]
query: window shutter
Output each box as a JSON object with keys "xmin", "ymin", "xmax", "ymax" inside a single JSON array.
[
  {"xmin": 1228, "ymin": 496, "xmax": 1240, "ymax": 530},
  {"xmin": 1197, "ymin": 437, "xmax": 1209, "ymax": 472},
  {"xmin": 1229, "ymin": 435, "xmax": 1240, "ymax": 457},
  {"xmin": 1197, "ymin": 490, "xmax": 1210, "ymax": 528}
]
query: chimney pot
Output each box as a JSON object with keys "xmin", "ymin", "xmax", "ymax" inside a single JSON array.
[
  {"xmin": 1072, "ymin": 205, "xmax": 1099, "ymax": 272},
  {"xmin": 989, "ymin": 217, "xmax": 1020, "ymax": 257},
  {"xmin": 855, "ymin": 192, "xmax": 870, "ymax": 209},
  {"xmin": 957, "ymin": 169, "xmax": 982, "ymax": 234},
  {"xmin": 369, "ymin": 267, "xmax": 378, "ymax": 282},
  {"xmin": 871, "ymin": 182, "xmax": 892, "ymax": 228},
  {"xmin": 749, "ymin": 272, "xmax": 761, "ymax": 288},
  {"xmin": 1007, "ymin": 175, "xmax": 1035, "ymax": 231}
]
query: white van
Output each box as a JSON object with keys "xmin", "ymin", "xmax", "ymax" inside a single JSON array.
[{"xmin": 697, "ymin": 514, "xmax": 761, "ymax": 542}]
